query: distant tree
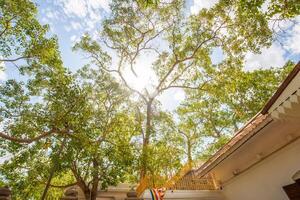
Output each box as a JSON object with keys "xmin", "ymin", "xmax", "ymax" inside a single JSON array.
[
  {"xmin": 177, "ymin": 118, "xmax": 202, "ymax": 165},
  {"xmin": 177, "ymin": 60, "xmax": 295, "ymax": 159},
  {"xmin": 0, "ymin": 0, "xmax": 61, "ymax": 72},
  {"xmin": 140, "ymin": 0, "xmax": 300, "ymax": 19},
  {"xmin": 149, "ymin": 110, "xmax": 183, "ymax": 180}
]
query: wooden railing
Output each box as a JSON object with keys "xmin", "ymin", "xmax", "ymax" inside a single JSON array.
[
  {"xmin": 172, "ymin": 173, "xmax": 216, "ymax": 190},
  {"xmin": 136, "ymin": 162, "xmax": 216, "ymax": 197},
  {"xmin": 163, "ymin": 162, "xmax": 193, "ymax": 189}
]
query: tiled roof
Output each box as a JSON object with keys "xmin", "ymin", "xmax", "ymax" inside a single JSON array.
[{"xmin": 194, "ymin": 114, "xmax": 269, "ymax": 177}]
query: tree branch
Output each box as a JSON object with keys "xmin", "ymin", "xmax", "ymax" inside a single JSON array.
[
  {"xmin": 0, "ymin": 16, "xmax": 16, "ymax": 38},
  {"xmin": 0, "ymin": 56, "xmax": 31, "ymax": 62},
  {"xmin": 0, "ymin": 130, "xmax": 54, "ymax": 144},
  {"xmin": 160, "ymin": 78, "xmax": 212, "ymax": 92},
  {"xmin": 156, "ymin": 20, "xmax": 226, "ymax": 92}
]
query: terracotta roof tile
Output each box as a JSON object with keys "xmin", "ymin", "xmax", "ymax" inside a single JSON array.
[{"xmin": 194, "ymin": 114, "xmax": 269, "ymax": 177}]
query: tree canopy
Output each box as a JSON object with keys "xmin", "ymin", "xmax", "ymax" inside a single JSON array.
[
  {"xmin": 0, "ymin": 0, "xmax": 62, "ymax": 71},
  {"xmin": 0, "ymin": 0, "xmax": 299, "ymax": 199},
  {"xmin": 177, "ymin": 60, "xmax": 295, "ymax": 160}
]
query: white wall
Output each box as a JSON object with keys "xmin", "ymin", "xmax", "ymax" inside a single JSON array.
[
  {"xmin": 222, "ymin": 138, "xmax": 300, "ymax": 200},
  {"xmin": 142, "ymin": 190, "xmax": 224, "ymax": 200},
  {"xmin": 96, "ymin": 191, "xmax": 127, "ymax": 200}
]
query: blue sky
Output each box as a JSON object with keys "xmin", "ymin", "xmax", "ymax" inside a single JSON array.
[{"xmin": 2, "ymin": 0, "xmax": 300, "ymax": 112}]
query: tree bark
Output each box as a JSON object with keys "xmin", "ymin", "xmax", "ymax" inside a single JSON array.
[
  {"xmin": 41, "ymin": 137, "xmax": 67, "ymax": 200},
  {"xmin": 140, "ymin": 99, "xmax": 153, "ymax": 179},
  {"xmin": 71, "ymin": 159, "xmax": 99, "ymax": 200},
  {"xmin": 71, "ymin": 164, "xmax": 91, "ymax": 200},
  {"xmin": 90, "ymin": 159, "xmax": 99, "ymax": 200},
  {"xmin": 187, "ymin": 139, "xmax": 192, "ymax": 165}
]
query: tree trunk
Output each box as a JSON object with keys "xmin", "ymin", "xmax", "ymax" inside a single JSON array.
[
  {"xmin": 84, "ymin": 190, "xmax": 91, "ymax": 200},
  {"xmin": 83, "ymin": 190, "xmax": 98, "ymax": 200},
  {"xmin": 81, "ymin": 183, "xmax": 98, "ymax": 200},
  {"xmin": 41, "ymin": 137, "xmax": 67, "ymax": 200},
  {"xmin": 140, "ymin": 99, "xmax": 153, "ymax": 179},
  {"xmin": 91, "ymin": 159, "xmax": 99, "ymax": 200},
  {"xmin": 72, "ymin": 161, "xmax": 99, "ymax": 200},
  {"xmin": 187, "ymin": 140, "xmax": 192, "ymax": 166}
]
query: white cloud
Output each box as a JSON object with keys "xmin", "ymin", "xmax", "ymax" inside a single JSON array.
[
  {"xmin": 261, "ymin": 0, "xmax": 270, "ymax": 13},
  {"xmin": 70, "ymin": 35, "xmax": 77, "ymax": 42},
  {"xmin": 55, "ymin": 0, "xmax": 110, "ymax": 18},
  {"xmin": 45, "ymin": 10, "xmax": 60, "ymax": 20},
  {"xmin": 46, "ymin": 11, "xmax": 55, "ymax": 19},
  {"xmin": 0, "ymin": 71, "xmax": 6, "ymax": 81},
  {"xmin": 190, "ymin": 0, "xmax": 219, "ymax": 15},
  {"xmin": 60, "ymin": 0, "xmax": 88, "ymax": 18},
  {"xmin": 64, "ymin": 25, "xmax": 72, "ymax": 32},
  {"xmin": 70, "ymin": 35, "xmax": 81, "ymax": 45},
  {"xmin": 264, "ymin": 16, "xmax": 300, "ymax": 59},
  {"xmin": 86, "ymin": 20, "xmax": 96, "ymax": 30},
  {"xmin": 174, "ymin": 90, "xmax": 186, "ymax": 101},
  {"xmin": 158, "ymin": 88, "xmax": 184, "ymax": 111},
  {"xmin": 0, "ymin": 61, "xmax": 7, "ymax": 81},
  {"xmin": 70, "ymin": 21, "xmax": 83, "ymax": 30},
  {"xmin": 285, "ymin": 21, "xmax": 300, "ymax": 54},
  {"xmin": 88, "ymin": 0, "xmax": 110, "ymax": 13},
  {"xmin": 41, "ymin": 0, "xmax": 108, "ymax": 37},
  {"xmin": 244, "ymin": 43, "xmax": 286, "ymax": 71},
  {"xmin": 89, "ymin": 9, "xmax": 102, "ymax": 21}
]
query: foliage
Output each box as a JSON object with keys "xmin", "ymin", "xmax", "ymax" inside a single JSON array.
[
  {"xmin": 0, "ymin": 0, "xmax": 62, "ymax": 72},
  {"xmin": 73, "ymin": 0, "xmax": 295, "ymax": 179},
  {"xmin": 0, "ymin": 1, "xmax": 137, "ymax": 199},
  {"xmin": 0, "ymin": 65, "xmax": 138, "ymax": 199},
  {"xmin": 177, "ymin": 60, "xmax": 295, "ymax": 159},
  {"xmin": 0, "ymin": 0, "xmax": 299, "ymax": 199},
  {"xmin": 143, "ymin": 0, "xmax": 300, "ymax": 19}
]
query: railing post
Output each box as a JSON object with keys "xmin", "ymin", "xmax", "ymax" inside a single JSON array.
[
  {"xmin": 0, "ymin": 187, "xmax": 11, "ymax": 200},
  {"xmin": 211, "ymin": 173, "xmax": 220, "ymax": 190}
]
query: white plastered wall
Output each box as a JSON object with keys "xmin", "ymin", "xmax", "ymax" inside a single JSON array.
[{"xmin": 222, "ymin": 137, "xmax": 300, "ymax": 200}]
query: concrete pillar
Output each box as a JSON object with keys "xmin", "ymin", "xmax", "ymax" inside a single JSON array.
[
  {"xmin": 125, "ymin": 190, "xmax": 143, "ymax": 200},
  {"xmin": 0, "ymin": 187, "xmax": 11, "ymax": 200},
  {"xmin": 61, "ymin": 187, "xmax": 78, "ymax": 200}
]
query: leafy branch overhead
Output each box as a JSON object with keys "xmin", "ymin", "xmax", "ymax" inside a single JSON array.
[{"xmin": 0, "ymin": 0, "xmax": 299, "ymax": 199}]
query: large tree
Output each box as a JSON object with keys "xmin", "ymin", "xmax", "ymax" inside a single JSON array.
[
  {"xmin": 0, "ymin": 65, "xmax": 138, "ymax": 199},
  {"xmin": 73, "ymin": 0, "xmax": 283, "ymax": 179},
  {"xmin": 0, "ymin": 0, "xmax": 299, "ymax": 198}
]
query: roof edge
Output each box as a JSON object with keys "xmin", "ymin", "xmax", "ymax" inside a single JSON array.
[
  {"xmin": 194, "ymin": 113, "xmax": 268, "ymax": 177},
  {"xmin": 261, "ymin": 61, "xmax": 300, "ymax": 114}
]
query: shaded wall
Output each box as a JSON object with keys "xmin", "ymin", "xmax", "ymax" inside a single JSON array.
[{"xmin": 222, "ymin": 138, "xmax": 300, "ymax": 200}]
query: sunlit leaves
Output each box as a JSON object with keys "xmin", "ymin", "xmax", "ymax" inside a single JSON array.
[
  {"xmin": 0, "ymin": 0, "xmax": 62, "ymax": 72},
  {"xmin": 177, "ymin": 61, "xmax": 295, "ymax": 159}
]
